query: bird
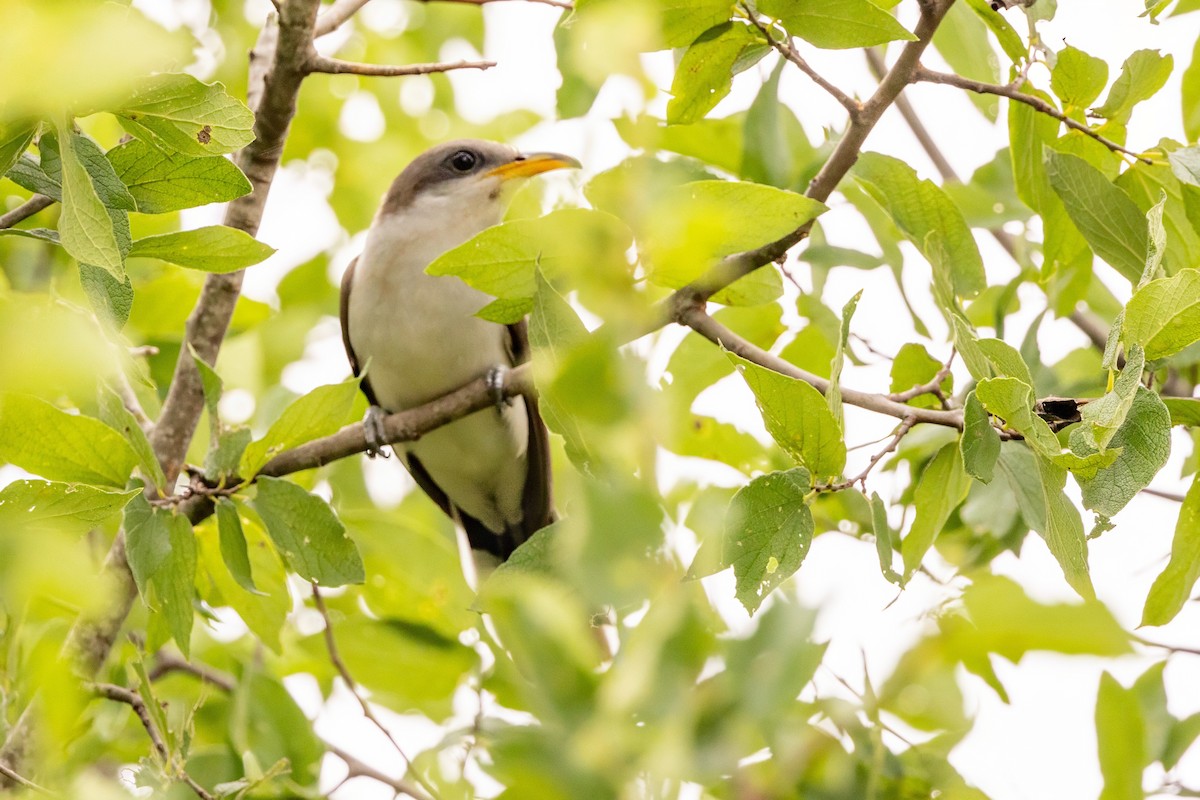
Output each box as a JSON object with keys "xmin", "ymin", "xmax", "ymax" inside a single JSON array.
[{"xmin": 340, "ymin": 139, "xmax": 580, "ymax": 568}]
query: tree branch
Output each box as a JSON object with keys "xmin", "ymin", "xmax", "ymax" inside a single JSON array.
[
  {"xmin": 91, "ymin": 683, "xmax": 215, "ymax": 800},
  {"xmin": 678, "ymin": 302, "xmax": 964, "ymax": 429},
  {"xmin": 310, "ymin": 586, "xmax": 437, "ymax": 800},
  {"xmin": 822, "ymin": 416, "xmax": 918, "ymax": 493},
  {"xmin": 414, "ymin": 0, "xmax": 573, "ymax": 7},
  {"xmin": 0, "ymin": 0, "xmax": 325, "ymax": 785},
  {"xmin": 314, "ymin": 0, "xmax": 372, "ymax": 36},
  {"xmin": 744, "ymin": 4, "xmax": 861, "ymax": 117},
  {"xmin": 306, "ymin": 54, "xmax": 495, "ymax": 76},
  {"xmin": 0, "ymin": 763, "xmax": 53, "ymax": 796},
  {"xmin": 627, "ymin": 0, "xmax": 953, "ymax": 340},
  {"xmin": 913, "ymin": 66, "xmax": 1152, "ymax": 163},
  {"xmin": 0, "ymin": 194, "xmax": 55, "ymax": 229}
]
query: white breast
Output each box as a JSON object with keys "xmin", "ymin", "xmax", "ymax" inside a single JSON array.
[{"xmin": 345, "ymin": 184, "xmax": 529, "ymax": 533}]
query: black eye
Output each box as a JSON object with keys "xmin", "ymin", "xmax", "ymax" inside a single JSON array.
[{"xmin": 449, "ymin": 150, "xmax": 478, "ymax": 172}]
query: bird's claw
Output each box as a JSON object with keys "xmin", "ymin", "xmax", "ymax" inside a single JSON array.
[
  {"xmin": 487, "ymin": 365, "xmax": 511, "ymax": 411},
  {"xmin": 364, "ymin": 405, "xmax": 390, "ymax": 459}
]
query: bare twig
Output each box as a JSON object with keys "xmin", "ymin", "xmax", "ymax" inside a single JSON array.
[
  {"xmin": 1141, "ymin": 487, "xmax": 1187, "ymax": 503},
  {"xmin": 744, "ymin": 4, "xmax": 860, "ymax": 116},
  {"xmin": 679, "ymin": 303, "xmax": 964, "ymax": 429},
  {"xmin": 91, "ymin": 683, "xmax": 215, "ymax": 800},
  {"xmin": 865, "ymin": 48, "xmax": 958, "ymax": 181},
  {"xmin": 307, "ymin": 54, "xmax": 496, "ymax": 76},
  {"xmin": 147, "ymin": 653, "xmax": 236, "ymax": 692},
  {"xmin": 415, "ymin": 0, "xmax": 573, "ymax": 7},
  {"xmin": 326, "ymin": 742, "xmax": 432, "ymax": 798},
  {"xmin": 0, "ymin": 763, "xmax": 54, "ymax": 796},
  {"xmin": 887, "ymin": 350, "xmax": 955, "ymax": 407},
  {"xmin": 310, "ymin": 585, "xmax": 437, "ymax": 800},
  {"xmin": 913, "ymin": 66, "xmax": 1151, "ymax": 163},
  {"xmin": 314, "ymin": 0, "xmax": 371, "ymax": 36},
  {"xmin": 0, "ymin": 194, "xmax": 55, "ymax": 229},
  {"xmin": 623, "ymin": 0, "xmax": 953, "ymax": 341},
  {"xmin": 823, "ymin": 416, "xmax": 918, "ymax": 493}
]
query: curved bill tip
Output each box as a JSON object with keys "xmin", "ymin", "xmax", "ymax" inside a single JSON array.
[{"xmin": 487, "ymin": 151, "xmax": 582, "ymax": 180}]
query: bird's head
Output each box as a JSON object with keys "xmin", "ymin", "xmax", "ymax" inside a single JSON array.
[{"xmin": 379, "ymin": 139, "xmax": 580, "ymax": 221}]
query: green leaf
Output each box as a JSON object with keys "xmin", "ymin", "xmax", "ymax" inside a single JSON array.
[
  {"xmin": 1094, "ymin": 49, "xmax": 1173, "ymax": 124},
  {"xmin": 107, "ymin": 138, "xmax": 252, "ymax": 213},
  {"xmin": 1072, "ymin": 387, "xmax": 1172, "ymax": 518},
  {"xmin": 1096, "ymin": 673, "xmax": 1146, "ymax": 800},
  {"xmin": 124, "ymin": 494, "xmax": 197, "ymax": 656},
  {"xmin": 952, "ymin": 574, "xmax": 1130, "ymax": 661},
  {"xmin": 55, "ymin": 124, "xmax": 123, "ymax": 277},
  {"xmin": 961, "ymin": 391, "xmax": 1000, "ymax": 483},
  {"xmin": 964, "ymin": 0, "xmax": 1026, "ymax": 63},
  {"xmin": 723, "ymin": 468, "xmax": 814, "ymax": 614},
  {"xmin": 870, "ymin": 491, "xmax": 900, "ymax": 584},
  {"xmin": 1169, "ymin": 146, "xmax": 1200, "ymax": 187},
  {"xmin": 667, "ymin": 22, "xmax": 768, "ymax": 124},
  {"xmin": 230, "ymin": 672, "xmax": 324, "ymax": 786},
  {"xmin": 197, "ymin": 508, "xmax": 288, "ymax": 651},
  {"xmin": 728, "ymin": 353, "xmax": 846, "ymax": 479},
  {"xmin": 98, "ymin": 387, "xmax": 167, "ymax": 493},
  {"xmin": 428, "ymin": 209, "xmax": 633, "ymax": 321},
  {"xmin": 1123, "ymin": 269, "xmax": 1200, "ymax": 359},
  {"xmin": 1078, "ymin": 344, "xmax": 1145, "ymax": 451},
  {"xmin": 852, "ymin": 152, "xmax": 986, "ymax": 301},
  {"xmin": 1051, "ymin": 45, "xmax": 1110, "ymax": 108},
  {"xmin": 68, "ymin": 132, "xmax": 135, "ymax": 211},
  {"xmin": 78, "ymin": 263, "xmax": 133, "ymax": 329},
  {"xmin": 240, "ymin": 377, "xmax": 360, "ymax": 478},
  {"xmin": 890, "ymin": 342, "xmax": 953, "ymax": 410},
  {"xmin": 6, "ymin": 155, "xmax": 60, "ymax": 199},
  {"xmin": 975, "ymin": 376, "xmax": 1061, "ymax": 457},
  {"xmin": 826, "ymin": 291, "xmax": 860, "ymax": 429},
  {"xmin": 900, "ymin": 443, "xmax": 971, "ymax": 579},
  {"xmin": 0, "ymin": 122, "xmax": 36, "ymax": 177},
  {"xmin": 997, "ymin": 446, "xmax": 1094, "ymax": 599},
  {"xmin": 1164, "ymin": 397, "xmax": 1200, "ymax": 426},
  {"xmin": 642, "ymin": 180, "xmax": 826, "ymax": 290},
  {"xmin": 759, "ymin": 0, "xmax": 916, "ymax": 49},
  {"xmin": 0, "ymin": 393, "xmax": 137, "ymax": 488},
  {"xmin": 251, "ymin": 477, "xmax": 365, "ymax": 587},
  {"xmin": 216, "ymin": 498, "xmax": 259, "ymax": 594},
  {"xmin": 659, "ymin": 0, "xmax": 733, "ymax": 46},
  {"xmin": 1165, "ymin": 712, "xmax": 1200, "ymax": 771},
  {"xmin": 1184, "ymin": 36, "xmax": 1200, "ymax": 142},
  {"xmin": 114, "ymin": 73, "xmax": 256, "ymax": 157},
  {"xmin": 1046, "ymin": 151, "xmax": 1148, "ymax": 283},
  {"xmin": 129, "ymin": 225, "xmax": 275, "ymax": 273},
  {"xmin": 0, "ymin": 480, "xmax": 138, "ymax": 533},
  {"xmin": 932, "ymin": 1, "xmax": 1002, "ymax": 120},
  {"xmin": 976, "ymin": 336, "xmax": 1034, "ymax": 386}
]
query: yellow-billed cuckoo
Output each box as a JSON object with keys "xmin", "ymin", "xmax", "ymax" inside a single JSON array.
[{"xmin": 340, "ymin": 140, "xmax": 579, "ymax": 562}]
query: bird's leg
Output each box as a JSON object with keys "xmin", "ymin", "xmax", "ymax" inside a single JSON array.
[
  {"xmin": 486, "ymin": 365, "xmax": 511, "ymax": 411},
  {"xmin": 363, "ymin": 405, "xmax": 390, "ymax": 459}
]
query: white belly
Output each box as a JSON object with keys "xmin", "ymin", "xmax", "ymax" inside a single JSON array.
[{"xmin": 346, "ymin": 205, "xmax": 529, "ymax": 532}]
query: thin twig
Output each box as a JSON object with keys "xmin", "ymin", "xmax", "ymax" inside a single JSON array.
[
  {"xmin": 744, "ymin": 4, "xmax": 861, "ymax": 116},
  {"xmin": 1134, "ymin": 636, "xmax": 1200, "ymax": 657},
  {"xmin": 326, "ymin": 742, "xmax": 432, "ymax": 798},
  {"xmin": 913, "ymin": 66, "xmax": 1151, "ymax": 163},
  {"xmin": 414, "ymin": 0, "xmax": 573, "ymax": 7},
  {"xmin": 1141, "ymin": 487, "xmax": 1187, "ymax": 503},
  {"xmin": 822, "ymin": 417, "xmax": 917, "ymax": 493},
  {"xmin": 314, "ymin": 0, "xmax": 371, "ymax": 36},
  {"xmin": 91, "ymin": 683, "xmax": 215, "ymax": 800},
  {"xmin": 679, "ymin": 303, "xmax": 964, "ymax": 429},
  {"xmin": 147, "ymin": 653, "xmax": 236, "ymax": 692},
  {"xmin": 0, "ymin": 763, "xmax": 54, "ymax": 796},
  {"xmin": 887, "ymin": 349, "xmax": 955, "ymax": 408},
  {"xmin": 307, "ymin": 54, "xmax": 495, "ymax": 76},
  {"xmin": 310, "ymin": 585, "xmax": 437, "ymax": 800},
  {"xmin": 865, "ymin": 48, "xmax": 958, "ymax": 181},
  {"xmin": 0, "ymin": 195, "xmax": 55, "ymax": 229}
]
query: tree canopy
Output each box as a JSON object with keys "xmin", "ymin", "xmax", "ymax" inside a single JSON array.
[{"xmin": 2, "ymin": 0, "xmax": 1200, "ymax": 798}]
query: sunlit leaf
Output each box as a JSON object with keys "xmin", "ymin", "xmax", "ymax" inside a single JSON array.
[{"xmin": 251, "ymin": 477, "xmax": 364, "ymax": 587}]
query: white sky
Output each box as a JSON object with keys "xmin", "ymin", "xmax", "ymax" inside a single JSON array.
[{"xmin": 133, "ymin": 1, "xmax": 1200, "ymax": 798}]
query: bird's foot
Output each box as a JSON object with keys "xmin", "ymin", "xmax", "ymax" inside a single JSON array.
[
  {"xmin": 486, "ymin": 365, "xmax": 512, "ymax": 411},
  {"xmin": 364, "ymin": 405, "xmax": 390, "ymax": 459}
]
